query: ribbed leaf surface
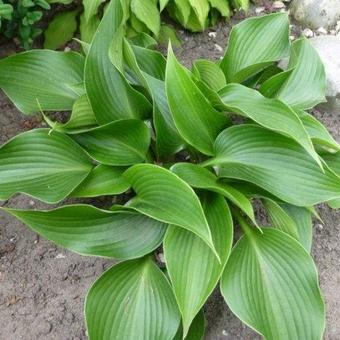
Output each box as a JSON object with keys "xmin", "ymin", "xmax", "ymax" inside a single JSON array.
[
  {"xmin": 165, "ymin": 45, "xmax": 228, "ymax": 155},
  {"xmin": 171, "ymin": 163, "xmax": 256, "ymax": 225},
  {"xmin": 164, "ymin": 193, "xmax": 232, "ymax": 336},
  {"xmin": 124, "ymin": 164, "xmax": 217, "ymax": 253},
  {"xmin": 0, "ymin": 129, "xmax": 93, "ymax": 203},
  {"xmin": 218, "ymin": 83, "xmax": 320, "ymax": 166},
  {"xmin": 210, "ymin": 125, "xmax": 340, "ymax": 206},
  {"xmin": 0, "ymin": 50, "xmax": 84, "ymax": 114},
  {"xmin": 85, "ymin": 258, "xmax": 180, "ymax": 340},
  {"xmin": 221, "ymin": 228, "xmax": 325, "ymax": 340},
  {"xmin": 71, "ymin": 165, "xmax": 130, "ymax": 197},
  {"xmin": 4, "ymin": 205, "xmax": 166, "ymax": 259},
  {"xmin": 220, "ymin": 13, "xmax": 290, "ymax": 82},
  {"xmin": 72, "ymin": 119, "xmax": 150, "ymax": 166},
  {"xmin": 85, "ymin": 0, "xmax": 151, "ymax": 124}
]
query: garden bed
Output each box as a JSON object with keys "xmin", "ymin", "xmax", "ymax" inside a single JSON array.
[{"xmin": 0, "ymin": 9, "xmax": 340, "ymax": 340}]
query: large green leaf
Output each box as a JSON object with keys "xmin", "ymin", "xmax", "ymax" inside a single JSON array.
[
  {"xmin": 276, "ymin": 39, "xmax": 326, "ymax": 110},
  {"xmin": 221, "ymin": 227, "xmax": 325, "ymax": 340},
  {"xmin": 44, "ymin": 95, "xmax": 97, "ymax": 134},
  {"xmin": 322, "ymin": 152, "xmax": 340, "ymax": 176},
  {"xmin": 44, "ymin": 10, "xmax": 79, "ymax": 50},
  {"xmin": 165, "ymin": 45, "xmax": 228, "ymax": 155},
  {"xmin": 0, "ymin": 129, "xmax": 93, "ymax": 203},
  {"xmin": 188, "ymin": 0, "xmax": 209, "ymax": 28},
  {"xmin": 208, "ymin": 0, "xmax": 230, "ymax": 17},
  {"xmin": 218, "ymin": 83, "xmax": 321, "ymax": 167},
  {"xmin": 85, "ymin": 0, "xmax": 151, "ymax": 124},
  {"xmin": 71, "ymin": 164, "xmax": 130, "ymax": 197},
  {"xmin": 3, "ymin": 205, "xmax": 165, "ymax": 259},
  {"xmin": 72, "ymin": 119, "xmax": 150, "ymax": 166},
  {"xmin": 164, "ymin": 193, "xmax": 233, "ymax": 336},
  {"xmin": 298, "ymin": 111, "xmax": 340, "ymax": 151},
  {"xmin": 263, "ymin": 199, "xmax": 312, "ymax": 251},
  {"xmin": 0, "ymin": 50, "xmax": 84, "ymax": 114},
  {"xmin": 131, "ymin": 0, "xmax": 160, "ymax": 36},
  {"xmin": 124, "ymin": 164, "xmax": 217, "ymax": 255},
  {"xmin": 144, "ymin": 74, "xmax": 184, "ymax": 157},
  {"xmin": 83, "ymin": 0, "xmax": 104, "ymax": 22},
  {"xmin": 85, "ymin": 257, "xmax": 181, "ymax": 339},
  {"xmin": 220, "ymin": 13, "xmax": 290, "ymax": 83},
  {"xmin": 171, "ymin": 163, "xmax": 256, "ymax": 225},
  {"xmin": 206, "ymin": 125, "xmax": 340, "ymax": 206},
  {"xmin": 192, "ymin": 59, "xmax": 226, "ymax": 92}
]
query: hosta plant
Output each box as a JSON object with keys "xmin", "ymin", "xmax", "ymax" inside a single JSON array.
[
  {"xmin": 0, "ymin": 0, "xmax": 72, "ymax": 49},
  {"xmin": 0, "ymin": 1, "xmax": 339, "ymax": 339}
]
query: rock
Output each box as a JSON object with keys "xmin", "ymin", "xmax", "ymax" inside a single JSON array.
[
  {"xmin": 291, "ymin": 0, "xmax": 340, "ymax": 30},
  {"xmin": 316, "ymin": 27, "xmax": 328, "ymax": 35},
  {"xmin": 303, "ymin": 28, "xmax": 314, "ymax": 38},
  {"xmin": 208, "ymin": 31, "xmax": 217, "ymax": 39},
  {"xmin": 255, "ymin": 6, "xmax": 266, "ymax": 14},
  {"xmin": 310, "ymin": 36, "xmax": 340, "ymax": 109},
  {"xmin": 273, "ymin": 1, "xmax": 285, "ymax": 9}
]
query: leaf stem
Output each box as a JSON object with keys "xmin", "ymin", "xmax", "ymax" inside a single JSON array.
[{"xmin": 232, "ymin": 207, "xmax": 258, "ymax": 238}]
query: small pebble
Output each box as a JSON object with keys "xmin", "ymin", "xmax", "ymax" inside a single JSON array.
[
  {"xmin": 55, "ymin": 253, "xmax": 66, "ymax": 259},
  {"xmin": 330, "ymin": 29, "xmax": 337, "ymax": 35},
  {"xmin": 302, "ymin": 28, "xmax": 314, "ymax": 38},
  {"xmin": 208, "ymin": 31, "xmax": 217, "ymax": 39},
  {"xmin": 273, "ymin": 1, "xmax": 285, "ymax": 9},
  {"xmin": 158, "ymin": 253, "xmax": 165, "ymax": 263},
  {"xmin": 316, "ymin": 27, "xmax": 328, "ymax": 35},
  {"xmin": 335, "ymin": 21, "xmax": 340, "ymax": 33},
  {"xmin": 29, "ymin": 200, "xmax": 35, "ymax": 206},
  {"xmin": 255, "ymin": 7, "xmax": 265, "ymax": 14},
  {"xmin": 64, "ymin": 47, "xmax": 71, "ymax": 52},
  {"xmin": 289, "ymin": 35, "xmax": 296, "ymax": 41},
  {"xmin": 214, "ymin": 43, "xmax": 223, "ymax": 52}
]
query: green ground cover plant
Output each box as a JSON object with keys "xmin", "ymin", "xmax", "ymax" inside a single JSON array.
[{"xmin": 1, "ymin": 0, "xmax": 340, "ymax": 338}]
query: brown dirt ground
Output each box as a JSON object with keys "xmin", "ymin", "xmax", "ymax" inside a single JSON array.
[{"xmin": 0, "ymin": 9, "xmax": 339, "ymax": 340}]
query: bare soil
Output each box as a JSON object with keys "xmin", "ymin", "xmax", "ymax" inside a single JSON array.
[{"xmin": 0, "ymin": 12, "xmax": 339, "ymax": 340}]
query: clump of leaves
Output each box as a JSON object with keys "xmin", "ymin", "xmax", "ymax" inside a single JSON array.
[
  {"xmin": 0, "ymin": 0, "xmax": 74, "ymax": 49},
  {"xmin": 0, "ymin": 0, "xmax": 339, "ymax": 339}
]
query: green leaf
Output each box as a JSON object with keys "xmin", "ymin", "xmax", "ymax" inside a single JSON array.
[
  {"xmin": 85, "ymin": 0, "xmax": 151, "ymax": 124},
  {"xmin": 208, "ymin": 0, "xmax": 230, "ymax": 17},
  {"xmin": 72, "ymin": 119, "xmax": 150, "ymax": 166},
  {"xmin": 263, "ymin": 199, "xmax": 312, "ymax": 251},
  {"xmin": 158, "ymin": 25, "xmax": 182, "ymax": 48},
  {"xmin": 0, "ymin": 129, "xmax": 93, "ymax": 203},
  {"xmin": 171, "ymin": 163, "xmax": 257, "ymax": 226},
  {"xmin": 124, "ymin": 164, "xmax": 218, "ymax": 255},
  {"xmin": 131, "ymin": 0, "xmax": 160, "ymax": 36},
  {"xmin": 221, "ymin": 227, "xmax": 325, "ymax": 340},
  {"xmin": 86, "ymin": 257, "xmax": 180, "ymax": 339},
  {"xmin": 218, "ymin": 83, "xmax": 321, "ymax": 167},
  {"xmin": 144, "ymin": 74, "xmax": 184, "ymax": 157},
  {"xmin": 80, "ymin": 14, "xmax": 100, "ymax": 43},
  {"xmin": 3, "ymin": 205, "xmax": 166, "ymax": 259},
  {"xmin": 164, "ymin": 193, "xmax": 233, "ymax": 336},
  {"xmin": 0, "ymin": 50, "xmax": 84, "ymax": 114},
  {"xmin": 173, "ymin": 309, "xmax": 205, "ymax": 340},
  {"xmin": 82, "ymin": 0, "xmax": 104, "ymax": 23},
  {"xmin": 187, "ymin": 0, "xmax": 209, "ymax": 28},
  {"xmin": 71, "ymin": 164, "xmax": 130, "ymax": 197},
  {"xmin": 298, "ymin": 110, "xmax": 340, "ymax": 151},
  {"xmin": 44, "ymin": 95, "xmax": 97, "ymax": 134},
  {"xmin": 192, "ymin": 59, "xmax": 226, "ymax": 92},
  {"xmin": 322, "ymin": 152, "xmax": 340, "ymax": 176},
  {"xmin": 220, "ymin": 13, "xmax": 290, "ymax": 83},
  {"xmin": 207, "ymin": 124, "xmax": 340, "ymax": 206},
  {"xmin": 165, "ymin": 45, "xmax": 228, "ymax": 155},
  {"xmin": 44, "ymin": 10, "xmax": 78, "ymax": 50},
  {"xmin": 276, "ymin": 38, "xmax": 326, "ymax": 110}
]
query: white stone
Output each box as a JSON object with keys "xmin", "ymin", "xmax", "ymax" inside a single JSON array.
[
  {"xmin": 208, "ymin": 31, "xmax": 217, "ymax": 39},
  {"xmin": 255, "ymin": 6, "xmax": 265, "ymax": 14},
  {"xmin": 330, "ymin": 29, "xmax": 337, "ymax": 35},
  {"xmin": 289, "ymin": 35, "xmax": 296, "ymax": 41},
  {"xmin": 336, "ymin": 21, "xmax": 340, "ymax": 32},
  {"xmin": 273, "ymin": 1, "xmax": 285, "ymax": 9},
  {"xmin": 310, "ymin": 35, "xmax": 340, "ymax": 98},
  {"xmin": 214, "ymin": 43, "xmax": 223, "ymax": 52},
  {"xmin": 303, "ymin": 28, "xmax": 314, "ymax": 38},
  {"xmin": 316, "ymin": 27, "xmax": 328, "ymax": 35},
  {"xmin": 291, "ymin": 0, "xmax": 340, "ymax": 30}
]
